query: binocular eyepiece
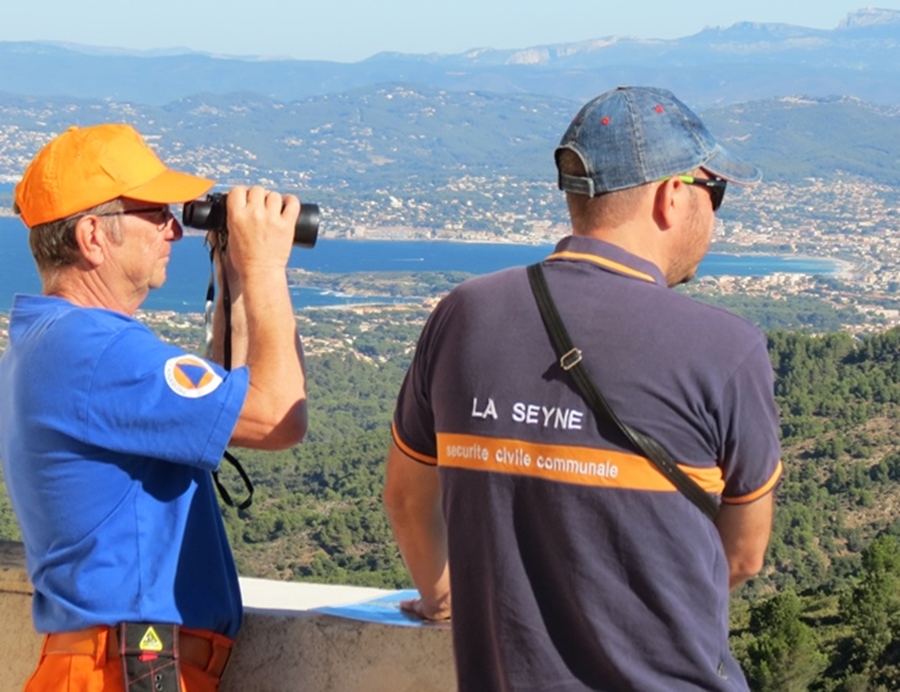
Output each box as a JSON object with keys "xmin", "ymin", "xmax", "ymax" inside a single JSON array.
[{"xmin": 182, "ymin": 192, "xmax": 319, "ymax": 249}]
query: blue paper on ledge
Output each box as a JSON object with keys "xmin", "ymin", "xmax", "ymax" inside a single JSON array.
[{"xmin": 313, "ymin": 589, "xmax": 451, "ymax": 629}]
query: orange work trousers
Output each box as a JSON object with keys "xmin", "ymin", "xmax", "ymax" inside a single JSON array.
[{"xmin": 23, "ymin": 626, "xmax": 233, "ymax": 692}]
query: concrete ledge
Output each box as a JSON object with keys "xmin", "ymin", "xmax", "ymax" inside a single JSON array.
[
  {"xmin": 0, "ymin": 541, "xmax": 43, "ymax": 691},
  {"xmin": 0, "ymin": 541, "xmax": 455, "ymax": 691},
  {"xmin": 0, "ymin": 540, "xmax": 30, "ymax": 594}
]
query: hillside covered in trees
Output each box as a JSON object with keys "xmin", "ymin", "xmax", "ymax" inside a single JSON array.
[
  {"xmin": 209, "ymin": 322, "xmax": 900, "ymax": 691},
  {"xmin": 3, "ymin": 306, "xmax": 900, "ymax": 690}
]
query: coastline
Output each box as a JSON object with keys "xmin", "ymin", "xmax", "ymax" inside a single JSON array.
[
  {"xmin": 807, "ymin": 256, "xmax": 856, "ymax": 280},
  {"xmin": 3, "ymin": 224, "xmax": 864, "ymax": 279},
  {"xmin": 767, "ymin": 254, "xmax": 855, "ymax": 280},
  {"xmin": 707, "ymin": 246, "xmax": 851, "ymax": 279},
  {"xmin": 323, "ymin": 235, "xmax": 852, "ymax": 280},
  {"xmin": 0, "ymin": 217, "xmax": 858, "ymax": 315}
]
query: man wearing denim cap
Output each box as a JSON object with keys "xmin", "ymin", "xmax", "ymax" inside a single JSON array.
[
  {"xmin": 0, "ymin": 123, "xmax": 308, "ymax": 691},
  {"xmin": 385, "ymin": 86, "xmax": 782, "ymax": 690}
]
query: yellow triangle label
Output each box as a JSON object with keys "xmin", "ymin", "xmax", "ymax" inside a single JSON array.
[{"xmin": 139, "ymin": 626, "xmax": 164, "ymax": 652}]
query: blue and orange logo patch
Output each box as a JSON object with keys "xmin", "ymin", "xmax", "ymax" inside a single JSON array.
[{"xmin": 164, "ymin": 355, "xmax": 223, "ymax": 399}]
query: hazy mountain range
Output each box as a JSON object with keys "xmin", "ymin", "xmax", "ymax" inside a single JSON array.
[
  {"xmin": 1, "ymin": 8, "xmax": 900, "ymax": 191},
  {"xmin": 2, "ymin": 8, "xmax": 900, "ymax": 107}
]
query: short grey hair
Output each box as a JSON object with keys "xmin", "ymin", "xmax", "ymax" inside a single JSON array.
[{"xmin": 28, "ymin": 198, "xmax": 125, "ymax": 274}]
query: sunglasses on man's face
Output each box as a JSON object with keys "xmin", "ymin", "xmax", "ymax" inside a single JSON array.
[
  {"xmin": 668, "ymin": 175, "xmax": 727, "ymax": 212},
  {"xmin": 94, "ymin": 206, "xmax": 175, "ymax": 228}
]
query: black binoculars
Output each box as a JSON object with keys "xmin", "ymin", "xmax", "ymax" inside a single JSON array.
[{"xmin": 182, "ymin": 192, "xmax": 319, "ymax": 249}]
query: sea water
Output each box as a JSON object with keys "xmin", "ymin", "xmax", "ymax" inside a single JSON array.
[{"xmin": 0, "ymin": 218, "xmax": 836, "ymax": 314}]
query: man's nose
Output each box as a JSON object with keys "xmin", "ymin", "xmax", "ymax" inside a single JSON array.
[{"xmin": 167, "ymin": 218, "xmax": 183, "ymax": 242}]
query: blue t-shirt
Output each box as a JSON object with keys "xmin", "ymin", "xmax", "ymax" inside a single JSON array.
[{"xmin": 0, "ymin": 295, "xmax": 249, "ymax": 637}]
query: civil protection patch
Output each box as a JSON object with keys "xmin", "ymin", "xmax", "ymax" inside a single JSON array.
[{"xmin": 164, "ymin": 355, "xmax": 223, "ymax": 398}]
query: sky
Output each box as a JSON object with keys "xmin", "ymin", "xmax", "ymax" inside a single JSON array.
[{"xmin": 2, "ymin": 2, "xmax": 900, "ymax": 63}]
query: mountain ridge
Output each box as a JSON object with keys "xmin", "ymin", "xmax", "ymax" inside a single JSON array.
[
  {"xmin": 2, "ymin": 88, "xmax": 900, "ymax": 190},
  {"xmin": 19, "ymin": 8, "xmax": 900, "ymax": 63},
  {"xmin": 2, "ymin": 8, "xmax": 899, "ymax": 107}
]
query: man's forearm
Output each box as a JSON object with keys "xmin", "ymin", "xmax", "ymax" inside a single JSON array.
[
  {"xmin": 211, "ymin": 263, "xmax": 247, "ymax": 367},
  {"xmin": 383, "ymin": 443, "xmax": 452, "ymax": 619},
  {"xmin": 393, "ymin": 505, "xmax": 451, "ymax": 617},
  {"xmin": 715, "ymin": 492, "xmax": 775, "ymax": 591},
  {"xmin": 214, "ymin": 264, "xmax": 307, "ymax": 449}
]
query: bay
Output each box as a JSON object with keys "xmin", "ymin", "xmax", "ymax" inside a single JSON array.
[{"xmin": 0, "ymin": 217, "xmax": 837, "ymax": 314}]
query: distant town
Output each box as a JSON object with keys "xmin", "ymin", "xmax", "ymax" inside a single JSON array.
[
  {"xmin": 317, "ymin": 175, "xmax": 900, "ymax": 338},
  {"xmin": 2, "ymin": 106, "xmax": 899, "ymax": 344},
  {"xmin": 2, "ymin": 172, "xmax": 898, "ymax": 360}
]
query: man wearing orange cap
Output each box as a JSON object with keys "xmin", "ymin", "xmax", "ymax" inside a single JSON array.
[{"xmin": 0, "ymin": 123, "xmax": 308, "ymax": 691}]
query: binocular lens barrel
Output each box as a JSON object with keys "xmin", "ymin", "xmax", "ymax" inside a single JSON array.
[
  {"xmin": 294, "ymin": 205, "xmax": 319, "ymax": 249},
  {"xmin": 182, "ymin": 193, "xmax": 319, "ymax": 248}
]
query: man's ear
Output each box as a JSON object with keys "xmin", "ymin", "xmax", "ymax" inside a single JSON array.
[
  {"xmin": 72, "ymin": 215, "xmax": 109, "ymax": 268},
  {"xmin": 651, "ymin": 176, "xmax": 686, "ymax": 231}
]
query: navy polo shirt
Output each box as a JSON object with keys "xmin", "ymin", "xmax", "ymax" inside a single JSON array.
[{"xmin": 393, "ymin": 235, "xmax": 782, "ymax": 691}]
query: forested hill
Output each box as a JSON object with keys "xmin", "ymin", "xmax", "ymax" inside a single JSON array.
[
  {"xmin": 2, "ymin": 308, "xmax": 900, "ymax": 688},
  {"xmin": 221, "ymin": 322, "xmax": 900, "ymax": 689}
]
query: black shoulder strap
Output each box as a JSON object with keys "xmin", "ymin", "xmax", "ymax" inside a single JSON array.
[
  {"xmin": 213, "ymin": 451, "xmax": 254, "ymax": 511},
  {"xmin": 526, "ymin": 262, "xmax": 719, "ymax": 521},
  {"xmin": 206, "ymin": 244, "xmax": 254, "ymax": 511}
]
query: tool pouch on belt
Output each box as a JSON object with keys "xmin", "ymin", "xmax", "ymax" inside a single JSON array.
[{"xmin": 119, "ymin": 623, "xmax": 181, "ymax": 692}]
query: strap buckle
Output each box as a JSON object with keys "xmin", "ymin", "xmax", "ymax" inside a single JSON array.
[{"xmin": 560, "ymin": 347, "xmax": 583, "ymax": 371}]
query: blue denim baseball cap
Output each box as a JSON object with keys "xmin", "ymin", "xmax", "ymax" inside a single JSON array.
[{"xmin": 555, "ymin": 86, "xmax": 761, "ymax": 197}]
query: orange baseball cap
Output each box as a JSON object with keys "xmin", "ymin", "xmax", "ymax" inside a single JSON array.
[{"xmin": 14, "ymin": 123, "xmax": 215, "ymax": 227}]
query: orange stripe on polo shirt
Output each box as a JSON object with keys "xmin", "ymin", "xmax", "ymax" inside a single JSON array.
[
  {"xmin": 722, "ymin": 460, "xmax": 783, "ymax": 505},
  {"xmin": 392, "ymin": 422, "xmax": 438, "ymax": 466},
  {"xmin": 546, "ymin": 251, "xmax": 657, "ymax": 284},
  {"xmin": 437, "ymin": 433, "xmax": 725, "ymax": 494}
]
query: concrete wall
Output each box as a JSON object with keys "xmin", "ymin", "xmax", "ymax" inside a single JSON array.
[
  {"xmin": 0, "ymin": 541, "xmax": 456, "ymax": 691},
  {"xmin": 0, "ymin": 542, "xmax": 42, "ymax": 691}
]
